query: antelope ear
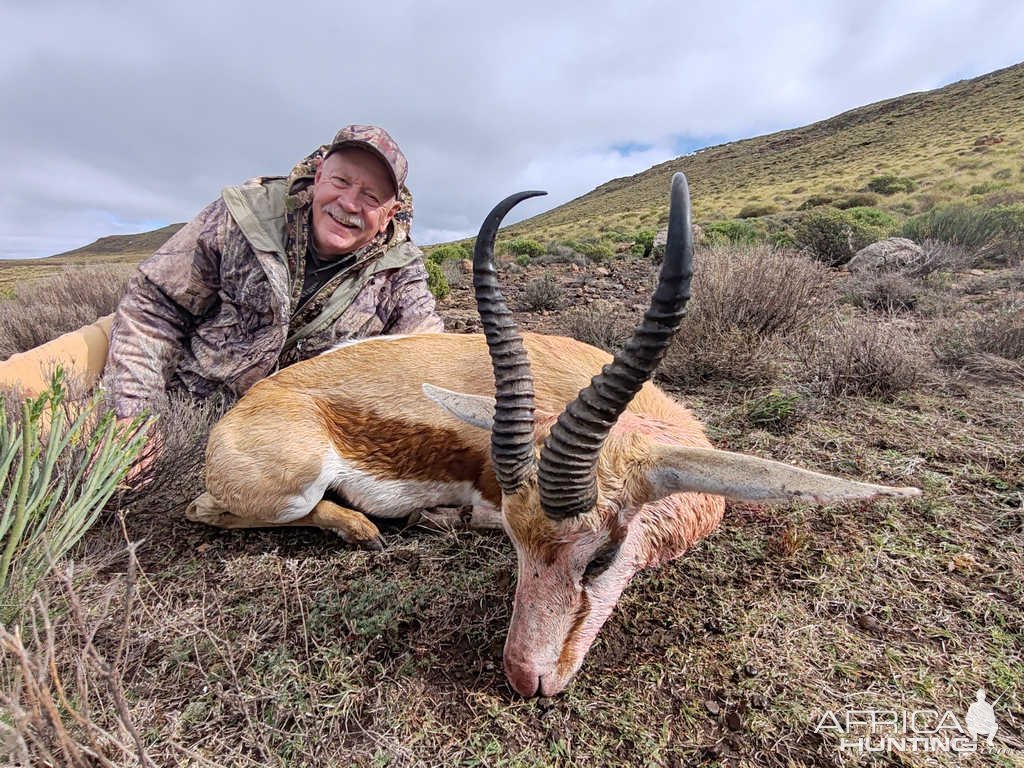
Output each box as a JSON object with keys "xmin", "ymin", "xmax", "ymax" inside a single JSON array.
[
  {"xmin": 641, "ymin": 444, "xmax": 921, "ymax": 504},
  {"xmin": 422, "ymin": 383, "xmax": 494, "ymax": 431}
]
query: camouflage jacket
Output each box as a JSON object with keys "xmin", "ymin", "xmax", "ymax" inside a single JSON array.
[{"xmin": 104, "ymin": 176, "xmax": 444, "ymax": 418}]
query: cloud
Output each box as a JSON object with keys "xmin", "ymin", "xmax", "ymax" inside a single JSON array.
[{"xmin": 2, "ymin": 0, "xmax": 1022, "ymax": 258}]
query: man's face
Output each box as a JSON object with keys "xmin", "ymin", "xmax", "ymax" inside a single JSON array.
[{"xmin": 311, "ymin": 147, "xmax": 400, "ymax": 257}]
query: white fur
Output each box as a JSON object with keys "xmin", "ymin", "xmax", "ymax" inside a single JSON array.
[
  {"xmin": 325, "ymin": 334, "xmax": 412, "ymax": 354},
  {"xmin": 318, "ymin": 448, "xmax": 478, "ymax": 517}
]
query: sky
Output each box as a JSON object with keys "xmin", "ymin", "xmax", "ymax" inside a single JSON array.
[{"xmin": 1, "ymin": 1, "xmax": 1023, "ymax": 260}]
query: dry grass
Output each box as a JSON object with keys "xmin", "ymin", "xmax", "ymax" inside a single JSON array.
[
  {"xmin": 0, "ymin": 265, "xmax": 134, "ymax": 359},
  {"xmin": 795, "ymin": 315, "xmax": 932, "ymax": 399},
  {"xmin": 559, "ymin": 300, "xmax": 634, "ymax": 353},
  {"xmin": 521, "ymin": 272, "xmax": 564, "ymax": 311}
]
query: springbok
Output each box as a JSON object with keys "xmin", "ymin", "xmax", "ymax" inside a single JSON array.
[{"xmin": 187, "ymin": 173, "xmax": 920, "ymax": 698}]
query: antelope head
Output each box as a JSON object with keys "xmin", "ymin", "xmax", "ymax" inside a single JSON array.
[{"xmin": 425, "ymin": 174, "xmax": 920, "ymax": 697}]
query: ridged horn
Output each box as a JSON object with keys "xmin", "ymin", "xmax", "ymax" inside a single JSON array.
[
  {"xmin": 473, "ymin": 190, "xmax": 547, "ymax": 493},
  {"xmin": 539, "ymin": 173, "xmax": 694, "ymax": 519}
]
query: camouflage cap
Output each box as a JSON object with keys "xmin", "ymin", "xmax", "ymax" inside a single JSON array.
[{"xmin": 326, "ymin": 124, "xmax": 408, "ymax": 199}]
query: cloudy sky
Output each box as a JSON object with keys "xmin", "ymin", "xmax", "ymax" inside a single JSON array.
[{"xmin": 1, "ymin": 1, "xmax": 1022, "ymax": 260}]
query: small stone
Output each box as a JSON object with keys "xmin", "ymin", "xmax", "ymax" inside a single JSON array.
[
  {"xmin": 704, "ymin": 619, "xmax": 725, "ymax": 635},
  {"xmin": 749, "ymin": 693, "xmax": 768, "ymax": 710},
  {"xmin": 743, "ymin": 663, "xmax": 758, "ymax": 678},
  {"xmin": 726, "ymin": 711, "xmax": 743, "ymax": 731},
  {"xmin": 856, "ymin": 612, "xmax": 883, "ymax": 633},
  {"xmin": 537, "ymin": 697, "xmax": 555, "ymax": 712},
  {"xmin": 704, "ymin": 699, "xmax": 721, "ymax": 717}
]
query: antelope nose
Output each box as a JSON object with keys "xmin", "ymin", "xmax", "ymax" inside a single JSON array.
[{"xmin": 503, "ymin": 652, "xmax": 542, "ymax": 698}]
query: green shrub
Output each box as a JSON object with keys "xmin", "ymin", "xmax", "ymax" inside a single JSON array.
[
  {"xmin": 792, "ymin": 210, "xmax": 883, "ymax": 267},
  {"xmin": 845, "ymin": 206, "xmax": 899, "ymax": 231},
  {"xmin": 736, "ymin": 203, "xmax": 779, "ymax": 219},
  {"xmin": 507, "ymin": 238, "xmax": 545, "ymax": 258},
  {"xmin": 564, "ymin": 239, "xmax": 615, "ymax": 262},
  {"xmin": 425, "ymin": 260, "xmax": 450, "ymax": 300},
  {"xmin": 866, "ymin": 174, "xmax": 916, "ymax": 195},
  {"xmin": 630, "ymin": 230, "xmax": 655, "ymax": 257},
  {"xmin": 798, "ymin": 194, "xmax": 834, "ymax": 210},
  {"xmin": 515, "ymin": 254, "xmax": 531, "ymax": 267},
  {"xmin": 901, "ymin": 204, "xmax": 1008, "ymax": 253},
  {"xmin": 427, "ymin": 243, "xmax": 470, "ymax": 264},
  {"xmin": 835, "ymin": 193, "xmax": 880, "ymax": 209},
  {"xmin": 0, "ymin": 370, "xmax": 149, "ymax": 621},
  {"xmin": 704, "ymin": 220, "xmax": 762, "ymax": 246}
]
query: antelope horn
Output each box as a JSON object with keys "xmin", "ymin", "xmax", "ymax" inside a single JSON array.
[
  {"xmin": 473, "ymin": 190, "xmax": 547, "ymax": 493},
  {"xmin": 539, "ymin": 173, "xmax": 694, "ymax": 519}
]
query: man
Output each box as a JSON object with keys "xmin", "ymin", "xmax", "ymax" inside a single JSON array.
[{"xmin": 104, "ymin": 125, "xmax": 443, "ymax": 426}]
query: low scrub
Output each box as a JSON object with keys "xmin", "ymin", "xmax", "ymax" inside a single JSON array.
[
  {"xmin": 834, "ymin": 193, "xmax": 880, "ymax": 209},
  {"xmin": 742, "ymin": 389, "xmax": 803, "ymax": 433},
  {"xmin": 425, "ymin": 260, "xmax": 450, "ymax": 300},
  {"xmin": 703, "ymin": 219, "xmax": 762, "ymax": 246},
  {"xmin": 428, "ymin": 243, "xmax": 470, "ymax": 264},
  {"xmin": 506, "ymin": 238, "xmax": 545, "ymax": 258},
  {"xmin": 560, "ymin": 300, "xmax": 634, "ymax": 353},
  {"xmin": 796, "ymin": 316, "xmax": 931, "ymax": 398},
  {"xmin": 0, "ymin": 265, "xmax": 135, "ymax": 359},
  {"xmin": 658, "ymin": 245, "xmax": 835, "ymax": 386},
  {"xmin": 793, "ymin": 209, "xmax": 885, "ymax": 267},
  {"xmin": 901, "ymin": 203, "xmax": 1024, "ymax": 259},
  {"xmin": 736, "ymin": 203, "xmax": 778, "ymax": 219},
  {"xmin": 866, "ymin": 174, "xmax": 916, "ymax": 195},
  {"xmin": 844, "ymin": 273, "xmax": 920, "ymax": 313},
  {"xmin": 522, "ymin": 272, "xmax": 564, "ymax": 311}
]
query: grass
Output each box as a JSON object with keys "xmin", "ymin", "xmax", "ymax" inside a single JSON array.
[{"xmin": 2, "ymin": 238, "xmax": 1022, "ymax": 765}]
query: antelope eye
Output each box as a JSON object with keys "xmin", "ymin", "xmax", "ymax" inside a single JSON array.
[{"xmin": 582, "ymin": 540, "xmax": 622, "ymax": 584}]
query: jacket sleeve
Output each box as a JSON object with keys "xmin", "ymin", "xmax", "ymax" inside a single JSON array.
[
  {"xmin": 381, "ymin": 259, "xmax": 445, "ymax": 335},
  {"xmin": 103, "ymin": 199, "xmax": 228, "ymax": 417}
]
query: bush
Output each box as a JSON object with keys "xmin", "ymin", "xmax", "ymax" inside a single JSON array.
[
  {"xmin": 736, "ymin": 203, "xmax": 778, "ymax": 219},
  {"xmin": 796, "ymin": 316, "xmax": 930, "ymax": 399},
  {"xmin": 845, "ymin": 206, "xmax": 898, "ymax": 231},
  {"xmin": 630, "ymin": 230, "xmax": 656, "ymax": 258},
  {"xmin": 658, "ymin": 245, "xmax": 835, "ymax": 386},
  {"xmin": 571, "ymin": 239, "xmax": 615, "ymax": 262},
  {"xmin": 866, "ymin": 174, "xmax": 916, "ymax": 195},
  {"xmin": 835, "ymin": 193, "xmax": 880, "ymax": 210},
  {"xmin": 515, "ymin": 254, "xmax": 531, "ymax": 267},
  {"xmin": 522, "ymin": 272, "xmax": 563, "ymax": 311},
  {"xmin": 0, "ymin": 265, "xmax": 135, "ymax": 359},
  {"xmin": 703, "ymin": 220, "xmax": 762, "ymax": 246},
  {"xmin": 798, "ymin": 194, "xmax": 834, "ymax": 210},
  {"xmin": 507, "ymin": 238, "xmax": 545, "ymax": 258},
  {"xmin": 901, "ymin": 204, "xmax": 997, "ymax": 250},
  {"xmin": 843, "ymin": 273, "xmax": 920, "ymax": 313},
  {"xmin": 425, "ymin": 260, "xmax": 450, "ymax": 300},
  {"xmin": 428, "ymin": 243, "xmax": 470, "ymax": 264},
  {"xmin": 973, "ymin": 300, "xmax": 1024, "ymax": 360},
  {"xmin": 793, "ymin": 210, "xmax": 883, "ymax": 267},
  {"xmin": 560, "ymin": 301, "xmax": 634, "ymax": 353}
]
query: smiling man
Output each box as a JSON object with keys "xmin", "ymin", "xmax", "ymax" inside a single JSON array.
[{"xmin": 103, "ymin": 125, "xmax": 443, "ymax": 425}]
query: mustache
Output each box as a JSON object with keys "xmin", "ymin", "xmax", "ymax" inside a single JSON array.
[{"xmin": 323, "ymin": 205, "xmax": 365, "ymax": 229}]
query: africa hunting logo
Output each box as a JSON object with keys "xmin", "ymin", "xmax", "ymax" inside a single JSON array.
[{"xmin": 814, "ymin": 688, "xmax": 1003, "ymax": 755}]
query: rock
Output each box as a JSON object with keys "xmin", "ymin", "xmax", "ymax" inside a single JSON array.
[
  {"xmin": 725, "ymin": 711, "xmax": 743, "ymax": 732},
  {"xmin": 704, "ymin": 699, "xmax": 721, "ymax": 717},
  {"xmin": 847, "ymin": 237, "xmax": 925, "ymax": 275},
  {"xmin": 650, "ymin": 224, "xmax": 703, "ymax": 262},
  {"xmin": 594, "ymin": 267, "xmax": 610, "ymax": 277},
  {"xmin": 460, "ymin": 259, "xmax": 473, "ymax": 273}
]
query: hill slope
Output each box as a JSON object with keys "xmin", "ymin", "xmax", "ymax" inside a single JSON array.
[{"xmin": 505, "ymin": 61, "xmax": 1024, "ymax": 244}]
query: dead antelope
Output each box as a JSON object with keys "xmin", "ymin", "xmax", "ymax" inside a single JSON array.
[{"xmin": 188, "ymin": 173, "xmax": 920, "ymax": 698}]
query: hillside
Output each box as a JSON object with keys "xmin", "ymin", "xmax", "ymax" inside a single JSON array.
[{"xmin": 502, "ymin": 61, "xmax": 1024, "ymax": 245}]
